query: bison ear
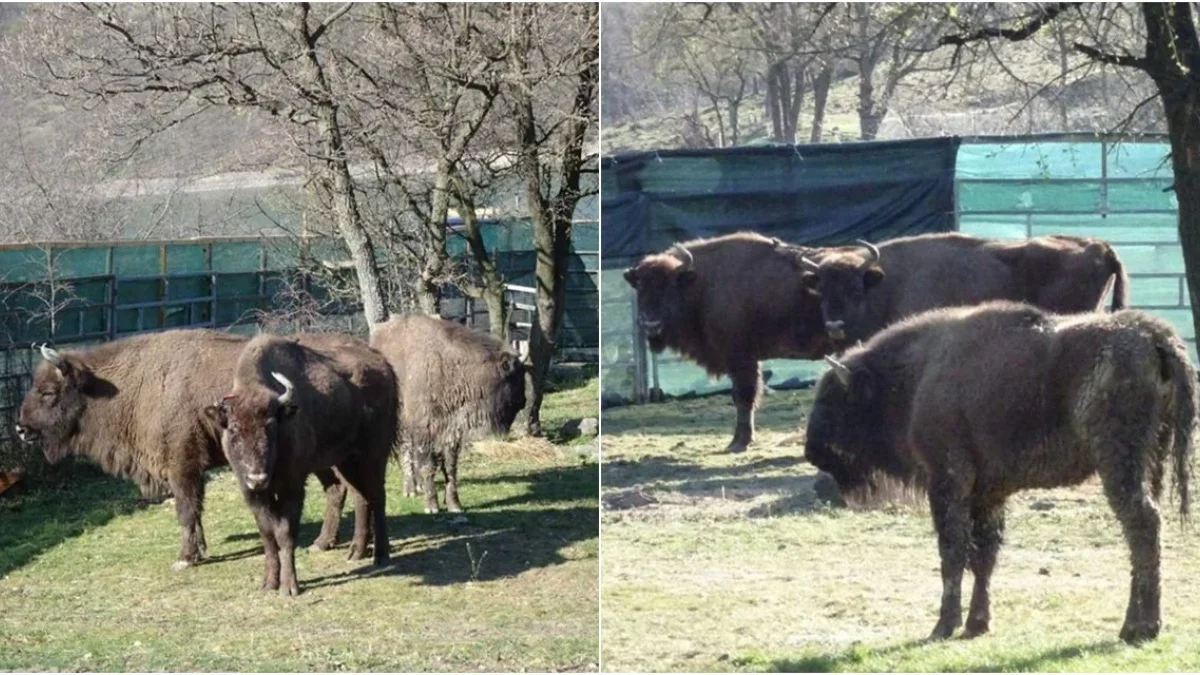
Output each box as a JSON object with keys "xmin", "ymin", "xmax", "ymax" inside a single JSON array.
[
  {"xmin": 863, "ymin": 266, "xmax": 885, "ymax": 290},
  {"xmin": 847, "ymin": 367, "xmax": 877, "ymax": 405},
  {"xmin": 623, "ymin": 268, "xmax": 638, "ymax": 287},
  {"xmin": 676, "ymin": 269, "xmax": 697, "ymax": 287},
  {"xmin": 801, "ymin": 272, "xmax": 820, "ymax": 292},
  {"xmin": 204, "ymin": 402, "xmax": 227, "ymax": 430}
]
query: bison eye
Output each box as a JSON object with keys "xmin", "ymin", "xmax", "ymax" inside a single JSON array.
[{"xmin": 39, "ymin": 391, "xmax": 55, "ymax": 400}]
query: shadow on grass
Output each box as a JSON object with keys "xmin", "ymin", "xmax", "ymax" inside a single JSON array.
[
  {"xmin": 0, "ymin": 461, "xmax": 149, "ymax": 577},
  {"xmin": 472, "ymin": 463, "xmax": 600, "ymax": 509},
  {"xmin": 764, "ymin": 638, "xmax": 1122, "ymax": 673},
  {"xmin": 219, "ymin": 462, "xmax": 598, "ymax": 589},
  {"xmin": 301, "ymin": 504, "xmax": 596, "ymax": 589}
]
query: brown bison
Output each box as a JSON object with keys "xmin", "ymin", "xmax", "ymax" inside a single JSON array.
[
  {"xmin": 787, "ymin": 232, "xmax": 1127, "ymax": 346},
  {"xmin": 14, "ymin": 330, "xmax": 379, "ymax": 569},
  {"xmin": 804, "ymin": 301, "xmax": 1195, "ymax": 644},
  {"xmin": 624, "ymin": 232, "xmax": 833, "ymax": 453},
  {"xmin": 205, "ymin": 334, "xmax": 396, "ymax": 596},
  {"xmin": 15, "ymin": 331, "xmax": 249, "ymax": 569},
  {"xmin": 368, "ymin": 316, "xmax": 526, "ymax": 514}
]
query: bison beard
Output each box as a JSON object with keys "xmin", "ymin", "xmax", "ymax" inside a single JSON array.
[
  {"xmin": 207, "ymin": 334, "xmax": 396, "ymax": 596},
  {"xmin": 804, "ymin": 302, "xmax": 1195, "ymax": 644}
]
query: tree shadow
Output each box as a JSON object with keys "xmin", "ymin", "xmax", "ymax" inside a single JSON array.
[
  {"xmin": 0, "ymin": 462, "xmax": 151, "ymax": 577},
  {"xmin": 302, "ymin": 504, "xmax": 597, "ymax": 590},
  {"xmin": 602, "ymin": 454, "xmax": 805, "ymax": 492},
  {"xmin": 471, "ymin": 463, "xmax": 601, "ymax": 509},
  {"xmin": 766, "ymin": 638, "xmax": 1122, "ymax": 673}
]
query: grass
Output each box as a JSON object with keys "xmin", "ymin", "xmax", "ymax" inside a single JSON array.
[
  {"xmin": 0, "ymin": 377, "xmax": 599, "ymax": 672},
  {"xmin": 601, "ymin": 388, "xmax": 1200, "ymax": 672}
]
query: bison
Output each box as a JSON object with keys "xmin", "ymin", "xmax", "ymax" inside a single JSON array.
[
  {"xmin": 205, "ymin": 333, "xmax": 396, "ymax": 596},
  {"xmin": 804, "ymin": 301, "xmax": 1195, "ymax": 643},
  {"xmin": 786, "ymin": 232, "xmax": 1127, "ymax": 346},
  {"xmin": 367, "ymin": 315, "xmax": 527, "ymax": 514},
  {"xmin": 15, "ymin": 330, "xmax": 250, "ymax": 569},
  {"xmin": 624, "ymin": 232, "xmax": 833, "ymax": 453}
]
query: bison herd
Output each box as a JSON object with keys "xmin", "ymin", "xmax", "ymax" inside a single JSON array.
[
  {"xmin": 626, "ymin": 230, "xmax": 1197, "ymax": 645},
  {"xmin": 14, "ymin": 315, "xmax": 527, "ymax": 596}
]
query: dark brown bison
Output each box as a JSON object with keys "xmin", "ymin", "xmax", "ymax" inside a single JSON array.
[
  {"xmin": 368, "ymin": 315, "xmax": 526, "ymax": 514},
  {"xmin": 624, "ymin": 232, "xmax": 833, "ymax": 452},
  {"xmin": 787, "ymin": 232, "xmax": 1127, "ymax": 346},
  {"xmin": 15, "ymin": 331, "xmax": 249, "ymax": 569},
  {"xmin": 205, "ymin": 334, "xmax": 396, "ymax": 596},
  {"xmin": 804, "ymin": 301, "xmax": 1195, "ymax": 644}
]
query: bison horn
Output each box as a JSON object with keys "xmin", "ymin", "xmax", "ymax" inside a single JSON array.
[
  {"xmin": 824, "ymin": 355, "xmax": 852, "ymax": 387},
  {"xmin": 670, "ymin": 244, "xmax": 694, "ymax": 270},
  {"xmin": 271, "ymin": 372, "xmax": 295, "ymax": 406},
  {"xmin": 856, "ymin": 239, "xmax": 881, "ymax": 264},
  {"xmin": 800, "ymin": 255, "xmax": 821, "ymax": 271},
  {"xmin": 39, "ymin": 344, "xmax": 63, "ymax": 366}
]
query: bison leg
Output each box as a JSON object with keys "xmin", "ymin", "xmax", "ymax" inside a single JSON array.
[
  {"xmin": 441, "ymin": 447, "xmax": 464, "ymax": 513},
  {"xmin": 1100, "ymin": 463, "xmax": 1162, "ymax": 644},
  {"xmin": 336, "ymin": 457, "xmax": 390, "ymax": 565},
  {"xmin": 400, "ymin": 442, "xmax": 420, "ymax": 497},
  {"xmin": 964, "ymin": 502, "xmax": 1006, "ymax": 638},
  {"xmin": 311, "ymin": 468, "xmax": 347, "ymax": 551},
  {"xmin": 725, "ymin": 361, "xmax": 761, "ymax": 454},
  {"xmin": 928, "ymin": 477, "xmax": 971, "ymax": 640},
  {"xmin": 418, "ymin": 448, "xmax": 441, "ymax": 514},
  {"xmin": 169, "ymin": 470, "xmax": 207, "ymax": 571},
  {"xmin": 273, "ymin": 491, "xmax": 304, "ymax": 598},
  {"xmin": 251, "ymin": 502, "xmax": 282, "ymax": 592}
]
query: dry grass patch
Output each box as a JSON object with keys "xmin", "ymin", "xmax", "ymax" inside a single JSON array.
[{"xmin": 602, "ymin": 388, "xmax": 1200, "ymax": 672}]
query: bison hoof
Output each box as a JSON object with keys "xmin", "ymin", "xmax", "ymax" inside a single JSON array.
[
  {"xmin": 963, "ymin": 617, "xmax": 990, "ymax": 638},
  {"xmin": 929, "ymin": 616, "xmax": 961, "ymax": 641},
  {"xmin": 170, "ymin": 560, "xmax": 193, "ymax": 572},
  {"xmin": 424, "ymin": 506, "xmax": 440, "ymax": 515},
  {"xmin": 724, "ymin": 440, "xmax": 750, "ymax": 454},
  {"xmin": 446, "ymin": 502, "xmax": 464, "ymax": 514},
  {"xmin": 310, "ymin": 537, "xmax": 335, "ymax": 552},
  {"xmin": 280, "ymin": 583, "xmax": 300, "ymax": 598},
  {"xmin": 346, "ymin": 545, "xmax": 367, "ymax": 561},
  {"xmin": 1120, "ymin": 621, "xmax": 1160, "ymax": 644},
  {"xmin": 260, "ymin": 578, "xmax": 280, "ymax": 592}
]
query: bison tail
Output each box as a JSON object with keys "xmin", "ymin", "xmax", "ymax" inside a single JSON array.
[
  {"xmin": 1162, "ymin": 337, "xmax": 1197, "ymax": 523},
  {"xmin": 1106, "ymin": 244, "xmax": 1129, "ymax": 311}
]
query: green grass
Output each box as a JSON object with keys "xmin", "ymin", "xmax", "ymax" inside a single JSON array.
[
  {"xmin": 601, "ymin": 389, "xmax": 1200, "ymax": 672},
  {"xmin": 0, "ymin": 379, "xmax": 599, "ymax": 672}
]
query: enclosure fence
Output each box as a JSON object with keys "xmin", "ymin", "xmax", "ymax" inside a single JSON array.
[
  {"xmin": 0, "ymin": 219, "xmax": 599, "ymax": 470},
  {"xmin": 601, "ymin": 133, "xmax": 1188, "ymax": 405}
]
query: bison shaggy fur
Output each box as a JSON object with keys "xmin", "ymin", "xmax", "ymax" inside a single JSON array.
[
  {"xmin": 804, "ymin": 301, "xmax": 1195, "ymax": 644},
  {"xmin": 369, "ymin": 315, "xmax": 526, "ymax": 514}
]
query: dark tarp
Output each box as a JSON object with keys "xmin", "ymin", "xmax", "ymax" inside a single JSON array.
[{"xmin": 600, "ymin": 137, "xmax": 962, "ymax": 266}]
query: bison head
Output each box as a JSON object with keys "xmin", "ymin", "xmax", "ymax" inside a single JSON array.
[
  {"xmin": 492, "ymin": 352, "xmax": 528, "ymax": 432},
  {"xmin": 624, "ymin": 244, "xmax": 696, "ymax": 352},
  {"xmin": 15, "ymin": 345, "xmax": 98, "ymax": 463},
  {"xmin": 804, "ymin": 355, "xmax": 884, "ymax": 493},
  {"xmin": 799, "ymin": 241, "xmax": 885, "ymax": 343},
  {"xmin": 205, "ymin": 372, "xmax": 298, "ymax": 492}
]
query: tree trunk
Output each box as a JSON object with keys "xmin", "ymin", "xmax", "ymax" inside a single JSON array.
[
  {"xmin": 293, "ymin": 5, "xmax": 388, "ymax": 328},
  {"xmin": 858, "ymin": 69, "xmax": 883, "ymax": 141},
  {"xmin": 484, "ymin": 287, "xmax": 509, "ymax": 341},
  {"xmin": 417, "ymin": 162, "xmax": 453, "ymax": 317},
  {"xmin": 728, "ymin": 99, "xmax": 740, "ymax": 146},
  {"xmin": 765, "ymin": 62, "xmax": 784, "ymax": 142},
  {"xmin": 810, "ymin": 63, "xmax": 833, "ymax": 142}
]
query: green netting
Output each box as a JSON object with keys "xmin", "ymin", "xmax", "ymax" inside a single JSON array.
[{"xmin": 603, "ymin": 136, "xmax": 1190, "ymax": 405}]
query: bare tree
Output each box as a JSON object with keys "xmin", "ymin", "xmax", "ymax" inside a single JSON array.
[
  {"xmin": 505, "ymin": 3, "xmax": 598, "ymax": 434},
  {"xmin": 8, "ymin": 3, "xmax": 391, "ymax": 326},
  {"xmin": 937, "ymin": 2, "xmax": 1200, "ymax": 360}
]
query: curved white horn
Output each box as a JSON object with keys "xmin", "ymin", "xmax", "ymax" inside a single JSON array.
[
  {"xmin": 824, "ymin": 355, "xmax": 852, "ymax": 387},
  {"xmin": 271, "ymin": 372, "xmax": 295, "ymax": 406},
  {"xmin": 856, "ymin": 239, "xmax": 881, "ymax": 264},
  {"xmin": 670, "ymin": 244, "xmax": 694, "ymax": 270},
  {"xmin": 800, "ymin": 256, "xmax": 821, "ymax": 271},
  {"xmin": 39, "ymin": 344, "xmax": 63, "ymax": 365}
]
